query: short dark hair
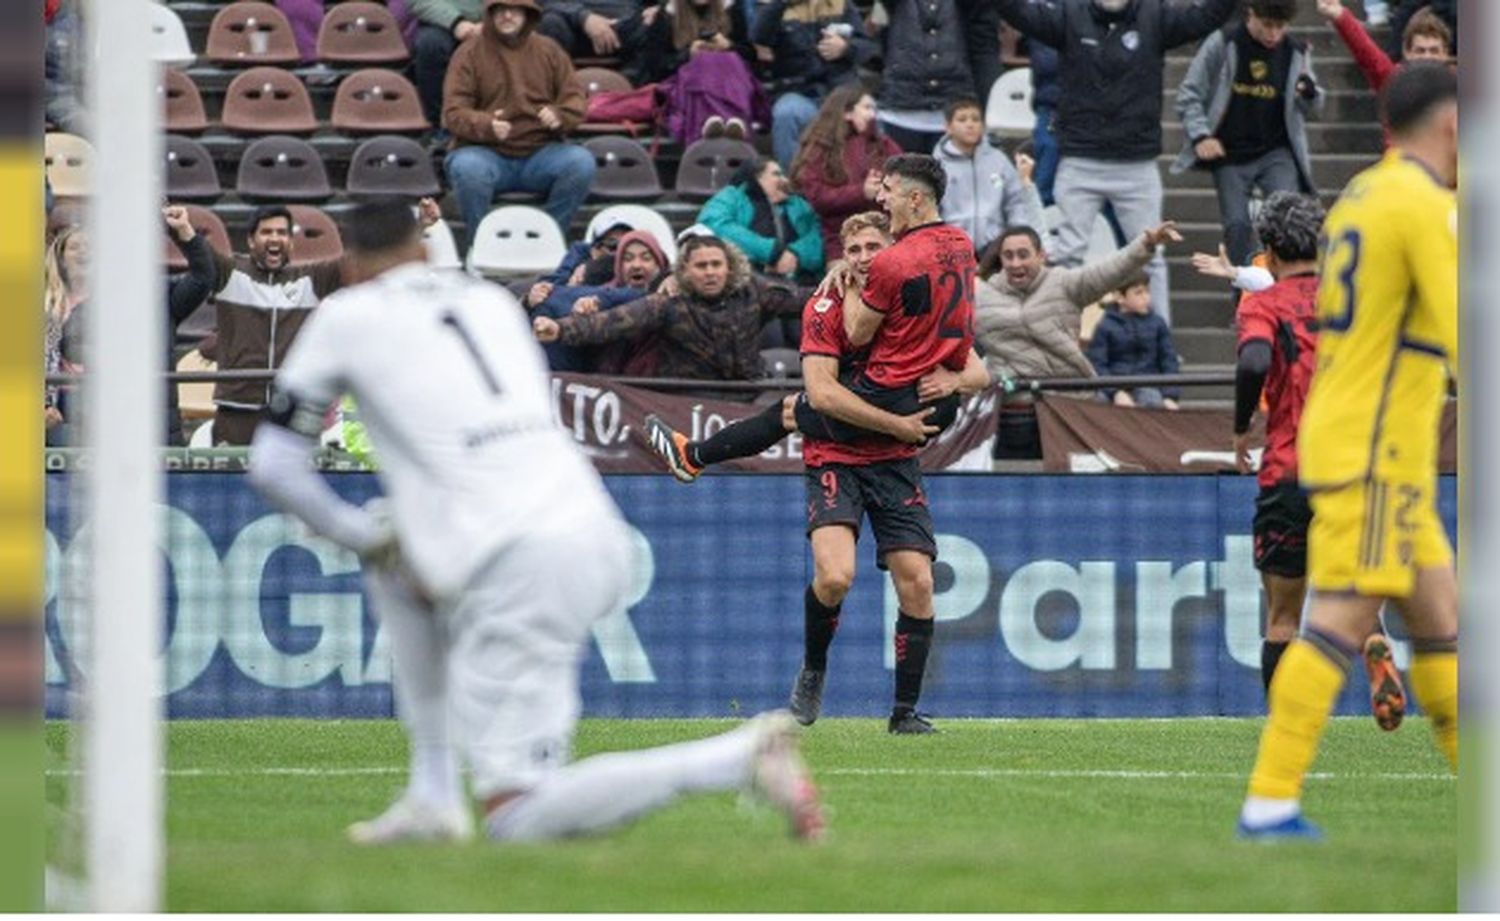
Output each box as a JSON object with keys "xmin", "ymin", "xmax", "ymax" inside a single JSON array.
[
  {"xmin": 1115, "ymin": 273, "xmax": 1150, "ymax": 296},
  {"xmin": 997, "ymin": 225, "xmax": 1043, "ymax": 251},
  {"xmin": 1248, "ymin": 0, "xmax": 1296, "ymax": 22},
  {"xmin": 943, "ymin": 97, "xmax": 983, "ymax": 122},
  {"xmin": 1382, "ymin": 60, "xmax": 1458, "ymax": 137},
  {"xmin": 1254, "ymin": 191, "xmax": 1325, "ymax": 262},
  {"xmin": 248, "ymin": 205, "xmax": 293, "ymax": 237},
  {"xmin": 882, "ymin": 154, "xmax": 947, "ymax": 205},
  {"xmin": 344, "ymin": 197, "xmax": 420, "ymax": 253}
]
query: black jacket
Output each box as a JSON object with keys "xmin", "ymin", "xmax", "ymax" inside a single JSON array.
[
  {"xmin": 878, "ymin": 0, "xmax": 1001, "ymax": 112},
  {"xmin": 1087, "ymin": 308, "xmax": 1182, "ymax": 399},
  {"xmin": 749, "ymin": 0, "xmax": 877, "ymax": 100},
  {"xmin": 997, "ymin": 0, "xmax": 1237, "ymax": 161}
]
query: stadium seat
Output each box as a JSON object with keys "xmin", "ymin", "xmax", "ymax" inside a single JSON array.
[
  {"xmin": 236, "ymin": 135, "xmax": 332, "ymax": 202},
  {"xmin": 760, "ymin": 347, "xmax": 801, "ymax": 380},
  {"xmin": 583, "ymin": 136, "xmax": 662, "ymax": 201},
  {"xmin": 44, "ymin": 132, "xmax": 94, "ymax": 198},
  {"xmin": 330, "ymin": 69, "xmax": 429, "ymax": 135},
  {"xmin": 176, "ymin": 350, "xmax": 218, "ymax": 425},
  {"xmin": 985, "ymin": 67, "xmax": 1033, "ymax": 139},
  {"xmin": 466, "ymin": 205, "xmax": 567, "ymax": 278},
  {"xmin": 346, "ymin": 135, "xmax": 441, "ymax": 198},
  {"xmin": 585, "ymin": 204, "xmax": 677, "ymax": 265},
  {"xmin": 576, "ymin": 67, "xmax": 632, "ymax": 96},
  {"xmin": 221, "ymin": 67, "xmax": 319, "ymax": 135},
  {"xmin": 674, "ymin": 138, "xmax": 756, "ymax": 202},
  {"xmin": 422, "ymin": 219, "xmax": 462, "ymax": 269},
  {"xmin": 164, "ymin": 204, "xmax": 232, "ymax": 270},
  {"xmin": 161, "ymin": 69, "xmax": 209, "ymax": 134},
  {"xmin": 165, "ymin": 135, "xmax": 223, "ymax": 202},
  {"xmin": 148, "ymin": 3, "xmax": 196, "ymax": 69},
  {"xmin": 205, "ymin": 2, "xmax": 301, "ymax": 66},
  {"xmin": 316, "ymin": 2, "xmax": 411, "ymax": 65},
  {"xmin": 287, "ymin": 205, "xmax": 345, "ymax": 265}
]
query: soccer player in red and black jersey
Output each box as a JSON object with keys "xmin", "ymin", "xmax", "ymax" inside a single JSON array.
[
  {"xmin": 1231, "ymin": 191, "xmax": 1406, "ymax": 727},
  {"xmin": 790, "ymin": 154, "xmax": 980, "ymax": 734}
]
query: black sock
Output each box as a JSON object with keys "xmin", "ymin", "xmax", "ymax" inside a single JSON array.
[
  {"xmin": 893, "ymin": 611, "xmax": 934, "ymax": 712},
  {"xmin": 803, "ymin": 585, "xmax": 841, "ymax": 671},
  {"xmin": 1261, "ymin": 640, "xmax": 1290, "ymax": 695},
  {"xmin": 691, "ymin": 401, "xmax": 788, "ymax": 467}
]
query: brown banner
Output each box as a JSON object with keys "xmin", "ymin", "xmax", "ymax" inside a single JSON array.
[
  {"xmin": 551, "ymin": 373, "xmax": 1001, "ymax": 473},
  {"xmin": 1036, "ymin": 395, "xmax": 1458, "ymax": 475}
]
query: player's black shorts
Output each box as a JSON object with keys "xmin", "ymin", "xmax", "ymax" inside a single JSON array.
[
  {"xmin": 1253, "ymin": 481, "xmax": 1313, "ymax": 578},
  {"xmin": 805, "ymin": 458, "xmax": 936, "ymax": 569},
  {"xmin": 792, "ymin": 377, "xmax": 961, "ymax": 445}
]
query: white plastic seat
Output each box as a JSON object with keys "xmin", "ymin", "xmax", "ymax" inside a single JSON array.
[
  {"xmin": 422, "ymin": 219, "xmax": 461, "ymax": 270},
  {"xmin": 585, "ymin": 204, "xmax": 678, "ymax": 265},
  {"xmin": 148, "ymin": 2, "xmax": 196, "ymax": 68},
  {"xmin": 985, "ymin": 67, "xmax": 1034, "ymax": 139},
  {"xmin": 465, "ymin": 205, "xmax": 568, "ymax": 278},
  {"xmin": 45, "ymin": 132, "xmax": 94, "ymax": 198}
]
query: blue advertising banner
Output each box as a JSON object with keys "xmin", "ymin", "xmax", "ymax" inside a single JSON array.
[{"xmin": 43, "ymin": 473, "xmax": 1459, "ymax": 719}]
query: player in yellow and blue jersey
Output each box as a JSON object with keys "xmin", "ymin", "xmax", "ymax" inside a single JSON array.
[{"xmin": 1235, "ymin": 62, "xmax": 1458, "ymax": 841}]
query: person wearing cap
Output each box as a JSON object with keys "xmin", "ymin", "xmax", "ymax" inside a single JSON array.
[
  {"xmin": 442, "ymin": 0, "xmax": 594, "ymax": 254},
  {"xmin": 539, "ymin": 214, "xmax": 635, "ymax": 287}
]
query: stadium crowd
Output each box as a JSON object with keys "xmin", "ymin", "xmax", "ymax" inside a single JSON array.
[{"xmin": 42, "ymin": 0, "xmax": 1456, "ymax": 453}]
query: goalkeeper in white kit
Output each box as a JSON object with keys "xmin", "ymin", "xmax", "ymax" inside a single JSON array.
[{"xmin": 247, "ymin": 199, "xmax": 824, "ymax": 844}]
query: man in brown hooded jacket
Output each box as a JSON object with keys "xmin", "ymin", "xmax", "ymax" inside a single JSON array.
[{"xmin": 442, "ymin": 0, "xmax": 595, "ymax": 251}]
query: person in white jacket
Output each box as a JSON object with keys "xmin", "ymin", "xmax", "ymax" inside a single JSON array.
[{"xmin": 932, "ymin": 98, "xmax": 1044, "ymax": 254}]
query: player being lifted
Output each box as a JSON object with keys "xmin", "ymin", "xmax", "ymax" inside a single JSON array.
[
  {"xmin": 1231, "ymin": 190, "xmax": 1407, "ymax": 726},
  {"xmin": 643, "ymin": 212, "xmax": 988, "ymax": 482},
  {"xmin": 1236, "ymin": 63, "xmax": 1458, "ymax": 840},
  {"xmin": 248, "ymin": 199, "xmax": 824, "ymax": 845}
]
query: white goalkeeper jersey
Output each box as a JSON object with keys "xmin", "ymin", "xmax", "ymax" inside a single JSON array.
[{"xmin": 274, "ymin": 262, "xmax": 622, "ymax": 599}]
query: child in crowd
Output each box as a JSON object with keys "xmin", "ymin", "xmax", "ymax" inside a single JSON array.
[{"xmin": 1087, "ymin": 275, "xmax": 1182, "ymax": 410}]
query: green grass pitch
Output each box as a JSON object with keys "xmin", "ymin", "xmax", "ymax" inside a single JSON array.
[{"xmin": 46, "ymin": 717, "xmax": 1454, "ymax": 911}]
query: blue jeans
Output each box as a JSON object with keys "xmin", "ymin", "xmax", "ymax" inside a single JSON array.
[
  {"xmin": 1211, "ymin": 147, "xmax": 1301, "ymax": 267},
  {"xmin": 772, "ymin": 92, "xmax": 820, "ymax": 170},
  {"xmin": 445, "ymin": 143, "xmax": 597, "ymax": 253}
]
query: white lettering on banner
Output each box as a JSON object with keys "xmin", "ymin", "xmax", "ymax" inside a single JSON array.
[
  {"xmin": 43, "ymin": 508, "xmax": 660, "ymax": 694},
  {"xmin": 689, "ymin": 404, "xmax": 727, "ymax": 442},
  {"xmin": 883, "ymin": 533, "xmax": 992, "ymax": 668},
  {"xmin": 1134, "ymin": 562, "xmax": 1209, "ymax": 670},
  {"xmin": 1000, "ymin": 561, "xmax": 1118, "ymax": 670},
  {"xmin": 1211, "ymin": 535, "xmax": 1263, "ymax": 669},
  {"xmin": 550, "ymin": 378, "xmax": 634, "ymax": 450}
]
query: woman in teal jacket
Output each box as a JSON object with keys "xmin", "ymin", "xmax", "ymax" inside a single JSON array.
[{"xmin": 697, "ymin": 156, "xmax": 825, "ymax": 284}]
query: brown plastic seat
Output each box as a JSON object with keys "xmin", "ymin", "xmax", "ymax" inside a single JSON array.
[
  {"xmin": 287, "ymin": 205, "xmax": 345, "ymax": 265},
  {"xmin": 222, "ymin": 66, "xmax": 319, "ymax": 135},
  {"xmin": 236, "ymin": 135, "xmax": 332, "ymax": 202},
  {"xmin": 582, "ymin": 136, "xmax": 661, "ymax": 201},
  {"xmin": 317, "ymin": 2, "xmax": 411, "ymax": 65},
  {"xmin": 161, "ymin": 69, "xmax": 209, "ymax": 134},
  {"xmin": 675, "ymin": 138, "xmax": 757, "ymax": 201},
  {"xmin": 164, "ymin": 135, "xmax": 223, "ymax": 202},
  {"xmin": 346, "ymin": 135, "xmax": 441, "ymax": 199},
  {"xmin": 163, "ymin": 205, "xmax": 232, "ymax": 270},
  {"xmin": 330, "ymin": 68, "xmax": 429, "ymax": 135},
  {"xmin": 575, "ymin": 67, "xmax": 632, "ymax": 97},
  {"xmin": 205, "ymin": 2, "xmax": 301, "ymax": 66},
  {"xmin": 44, "ymin": 132, "xmax": 94, "ymax": 198}
]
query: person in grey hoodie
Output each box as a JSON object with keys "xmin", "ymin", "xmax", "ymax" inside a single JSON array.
[
  {"xmin": 1171, "ymin": 0, "xmax": 1324, "ymax": 267},
  {"xmin": 932, "ymin": 97, "xmax": 1045, "ymax": 254}
]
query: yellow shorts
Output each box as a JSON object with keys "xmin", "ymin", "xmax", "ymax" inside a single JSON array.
[{"xmin": 1307, "ymin": 475, "xmax": 1453, "ymax": 599}]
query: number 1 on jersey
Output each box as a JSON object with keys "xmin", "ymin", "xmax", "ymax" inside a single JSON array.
[{"xmin": 441, "ymin": 311, "xmax": 503, "ymax": 395}]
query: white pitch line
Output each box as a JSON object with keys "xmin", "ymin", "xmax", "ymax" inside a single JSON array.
[{"xmin": 43, "ymin": 766, "xmax": 1456, "ymax": 782}]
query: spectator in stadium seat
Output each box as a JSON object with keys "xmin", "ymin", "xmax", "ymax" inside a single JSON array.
[
  {"xmin": 409, "ymin": 0, "xmax": 485, "ymax": 128},
  {"xmin": 698, "ymin": 156, "xmax": 825, "ymax": 283},
  {"xmin": 634, "ymin": 0, "xmax": 766, "ymax": 141},
  {"xmin": 1384, "ymin": 0, "xmax": 1455, "ymax": 61},
  {"xmin": 1173, "ymin": 0, "xmax": 1324, "ymax": 269},
  {"xmin": 1316, "ymin": 1, "xmax": 1452, "ymax": 97},
  {"xmin": 750, "ymin": 0, "xmax": 878, "ymax": 169},
  {"xmin": 45, "ymin": 0, "xmax": 86, "ymax": 135},
  {"xmin": 1087, "ymin": 274, "xmax": 1183, "ymax": 410},
  {"xmin": 996, "ymin": 0, "xmax": 1238, "ymax": 322},
  {"xmin": 874, "ymin": 0, "xmax": 1000, "ymax": 154},
  {"xmin": 535, "ymin": 0, "xmax": 654, "ymax": 81},
  {"xmin": 974, "ymin": 221, "xmax": 1182, "ymax": 463},
  {"xmin": 522, "ymin": 229, "xmax": 671, "ymax": 370},
  {"xmin": 43, "ymin": 224, "xmax": 86, "ymax": 446},
  {"xmin": 932, "ymin": 97, "xmax": 1044, "ymax": 256},
  {"xmin": 442, "ymin": 0, "xmax": 594, "ymax": 254},
  {"xmin": 532, "ymin": 235, "xmax": 804, "ymax": 383},
  {"xmin": 790, "ymin": 85, "xmax": 902, "ymax": 266},
  {"xmin": 540, "ymin": 213, "xmax": 634, "ymax": 286},
  {"xmin": 277, "ymin": 0, "xmax": 419, "ymax": 64}
]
